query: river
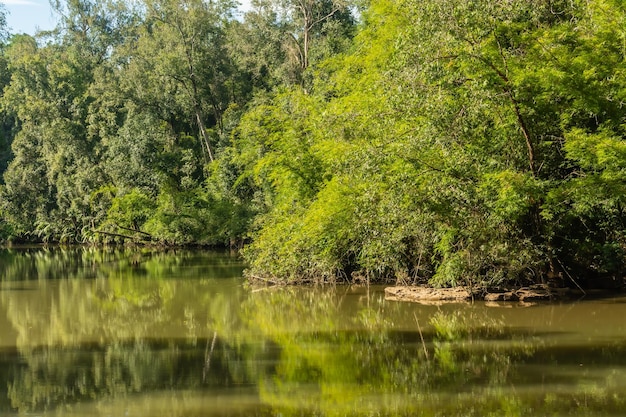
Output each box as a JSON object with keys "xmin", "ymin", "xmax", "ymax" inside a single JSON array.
[{"xmin": 1, "ymin": 247, "xmax": 626, "ymax": 416}]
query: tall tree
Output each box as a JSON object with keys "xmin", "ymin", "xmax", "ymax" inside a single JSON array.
[
  {"xmin": 50, "ymin": 0, "xmax": 132, "ymax": 61},
  {"xmin": 0, "ymin": 4, "xmax": 13, "ymax": 180},
  {"xmin": 231, "ymin": 0, "xmax": 355, "ymax": 89},
  {"xmin": 0, "ymin": 1, "xmax": 130, "ymax": 241},
  {"xmin": 277, "ymin": 0, "xmax": 351, "ymax": 71},
  {"xmin": 118, "ymin": 0, "xmax": 238, "ymax": 162},
  {"xmin": 0, "ymin": 4, "xmax": 6, "ymax": 41},
  {"xmin": 0, "ymin": 36, "xmax": 98, "ymax": 240},
  {"xmin": 85, "ymin": 0, "xmax": 257, "ymax": 245}
]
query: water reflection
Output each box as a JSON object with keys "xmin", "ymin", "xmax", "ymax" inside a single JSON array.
[
  {"xmin": 0, "ymin": 247, "xmax": 250, "ymax": 414},
  {"xmin": 1, "ymin": 248, "xmax": 626, "ymax": 416},
  {"xmin": 236, "ymin": 287, "xmax": 626, "ymax": 417}
]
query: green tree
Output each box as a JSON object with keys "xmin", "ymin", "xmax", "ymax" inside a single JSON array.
[
  {"xmin": 238, "ymin": 0, "xmax": 626, "ymax": 287},
  {"xmin": 0, "ymin": 35, "xmax": 100, "ymax": 241},
  {"xmin": 90, "ymin": 0, "xmax": 254, "ymax": 245},
  {"xmin": 0, "ymin": 1, "xmax": 135, "ymax": 242},
  {"xmin": 0, "ymin": 0, "xmax": 254, "ymax": 245},
  {"xmin": 0, "ymin": 4, "xmax": 13, "ymax": 181},
  {"xmin": 230, "ymin": 0, "xmax": 355, "ymax": 90},
  {"xmin": 117, "ymin": 0, "xmax": 238, "ymax": 162}
]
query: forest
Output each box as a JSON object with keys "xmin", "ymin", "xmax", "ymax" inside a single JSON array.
[{"xmin": 0, "ymin": 0, "xmax": 625, "ymax": 288}]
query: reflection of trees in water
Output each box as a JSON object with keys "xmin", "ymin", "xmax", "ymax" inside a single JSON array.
[
  {"xmin": 239, "ymin": 289, "xmax": 626, "ymax": 416},
  {"xmin": 2, "ymin": 249, "xmax": 626, "ymax": 415},
  {"xmin": 0, "ymin": 247, "xmax": 244, "ymax": 283},
  {"xmin": 3, "ymin": 339, "xmax": 258, "ymax": 413},
  {"xmin": 0, "ymin": 250, "xmax": 245, "ymax": 348},
  {"xmin": 0, "ymin": 249, "xmax": 251, "ymax": 413}
]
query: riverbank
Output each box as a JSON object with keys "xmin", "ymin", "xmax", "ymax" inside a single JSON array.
[{"xmin": 384, "ymin": 284, "xmax": 607, "ymax": 304}]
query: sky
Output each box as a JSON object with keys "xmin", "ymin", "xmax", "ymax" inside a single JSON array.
[
  {"xmin": 1, "ymin": 0, "xmax": 57, "ymax": 35},
  {"xmin": 1, "ymin": 0, "xmax": 253, "ymax": 36}
]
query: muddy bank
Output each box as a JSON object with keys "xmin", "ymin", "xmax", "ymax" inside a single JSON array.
[{"xmin": 384, "ymin": 284, "xmax": 584, "ymax": 304}]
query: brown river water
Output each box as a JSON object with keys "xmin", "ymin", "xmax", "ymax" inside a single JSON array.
[{"xmin": 1, "ymin": 247, "xmax": 626, "ymax": 416}]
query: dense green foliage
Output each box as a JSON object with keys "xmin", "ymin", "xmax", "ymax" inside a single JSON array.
[
  {"xmin": 0, "ymin": 0, "xmax": 625, "ymax": 287},
  {"xmin": 236, "ymin": 0, "xmax": 626, "ymax": 287}
]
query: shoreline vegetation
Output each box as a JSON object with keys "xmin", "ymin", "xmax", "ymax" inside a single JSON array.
[{"xmin": 2, "ymin": 0, "xmax": 626, "ymax": 291}]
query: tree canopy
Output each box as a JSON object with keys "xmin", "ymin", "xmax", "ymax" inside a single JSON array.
[{"xmin": 1, "ymin": 0, "xmax": 625, "ymax": 288}]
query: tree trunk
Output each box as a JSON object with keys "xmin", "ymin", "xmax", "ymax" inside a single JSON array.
[{"xmin": 195, "ymin": 108, "xmax": 214, "ymax": 162}]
